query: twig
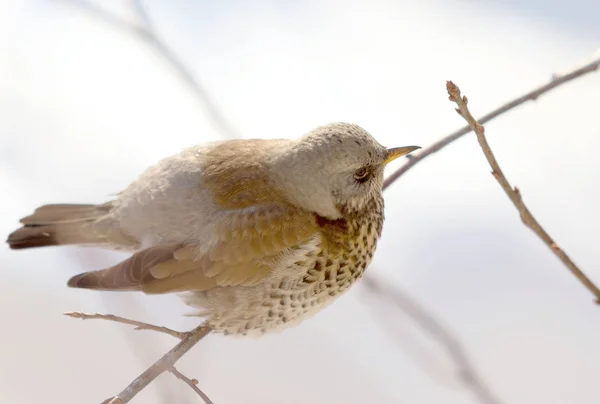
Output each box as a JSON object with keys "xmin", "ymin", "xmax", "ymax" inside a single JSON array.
[
  {"xmin": 169, "ymin": 366, "xmax": 215, "ymax": 404},
  {"xmin": 60, "ymin": 0, "xmax": 150, "ymax": 37},
  {"xmin": 59, "ymin": 0, "xmax": 240, "ymax": 139},
  {"xmin": 102, "ymin": 323, "xmax": 212, "ymax": 403},
  {"xmin": 362, "ymin": 275, "xmax": 504, "ymax": 404},
  {"xmin": 69, "ymin": 252, "xmax": 193, "ymax": 404},
  {"xmin": 65, "ymin": 312, "xmax": 189, "ymax": 339},
  {"xmin": 446, "ymin": 81, "xmax": 600, "ymax": 304},
  {"xmin": 383, "ymin": 49, "xmax": 600, "ymax": 190}
]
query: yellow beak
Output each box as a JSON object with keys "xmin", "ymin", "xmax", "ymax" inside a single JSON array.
[{"xmin": 384, "ymin": 146, "xmax": 421, "ymax": 165}]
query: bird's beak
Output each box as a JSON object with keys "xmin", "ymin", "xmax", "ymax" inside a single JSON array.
[{"xmin": 384, "ymin": 146, "xmax": 421, "ymax": 165}]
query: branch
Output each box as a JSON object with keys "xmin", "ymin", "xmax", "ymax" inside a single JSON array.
[
  {"xmin": 66, "ymin": 311, "xmax": 212, "ymax": 403},
  {"xmin": 68, "ymin": 252, "xmax": 194, "ymax": 404},
  {"xmin": 169, "ymin": 366, "xmax": 215, "ymax": 404},
  {"xmin": 362, "ymin": 276, "xmax": 504, "ymax": 404},
  {"xmin": 59, "ymin": 0, "xmax": 240, "ymax": 139},
  {"xmin": 383, "ymin": 49, "xmax": 600, "ymax": 190},
  {"xmin": 101, "ymin": 323, "xmax": 211, "ymax": 403},
  {"xmin": 64, "ymin": 311, "xmax": 189, "ymax": 339},
  {"xmin": 446, "ymin": 81, "xmax": 600, "ymax": 304}
]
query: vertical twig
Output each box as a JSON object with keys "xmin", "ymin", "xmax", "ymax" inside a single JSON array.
[{"xmin": 446, "ymin": 80, "xmax": 600, "ymax": 304}]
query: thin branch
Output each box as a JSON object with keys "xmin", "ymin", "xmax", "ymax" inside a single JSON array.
[
  {"xmin": 65, "ymin": 312, "xmax": 189, "ymax": 339},
  {"xmin": 69, "ymin": 251, "xmax": 193, "ymax": 404},
  {"xmin": 59, "ymin": 0, "xmax": 241, "ymax": 139},
  {"xmin": 61, "ymin": 0, "xmax": 149, "ymax": 37},
  {"xmin": 100, "ymin": 323, "xmax": 212, "ymax": 403},
  {"xmin": 446, "ymin": 81, "xmax": 600, "ymax": 304},
  {"xmin": 169, "ymin": 366, "xmax": 215, "ymax": 404},
  {"xmin": 362, "ymin": 275, "xmax": 504, "ymax": 404},
  {"xmin": 383, "ymin": 49, "xmax": 600, "ymax": 190},
  {"xmin": 131, "ymin": 0, "xmax": 151, "ymax": 26}
]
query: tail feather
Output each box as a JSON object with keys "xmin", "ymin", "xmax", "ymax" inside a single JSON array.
[
  {"xmin": 20, "ymin": 203, "xmax": 110, "ymax": 225},
  {"xmin": 8, "ymin": 225, "xmax": 62, "ymax": 249},
  {"xmin": 7, "ymin": 202, "xmax": 113, "ymax": 250}
]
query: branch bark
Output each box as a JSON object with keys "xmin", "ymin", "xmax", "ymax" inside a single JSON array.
[
  {"xmin": 97, "ymin": 322, "xmax": 212, "ymax": 403},
  {"xmin": 68, "ymin": 252, "xmax": 192, "ymax": 403},
  {"xmin": 169, "ymin": 366, "xmax": 215, "ymax": 404},
  {"xmin": 383, "ymin": 49, "xmax": 600, "ymax": 190},
  {"xmin": 445, "ymin": 80, "xmax": 600, "ymax": 304},
  {"xmin": 68, "ymin": 311, "xmax": 213, "ymax": 402},
  {"xmin": 64, "ymin": 311, "xmax": 189, "ymax": 339}
]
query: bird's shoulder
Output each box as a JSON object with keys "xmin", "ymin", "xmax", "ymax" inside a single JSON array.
[{"xmin": 196, "ymin": 138, "xmax": 291, "ymax": 209}]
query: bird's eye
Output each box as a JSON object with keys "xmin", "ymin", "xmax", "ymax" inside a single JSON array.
[{"xmin": 354, "ymin": 167, "xmax": 369, "ymax": 181}]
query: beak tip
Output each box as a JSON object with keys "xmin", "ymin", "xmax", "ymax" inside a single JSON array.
[{"xmin": 384, "ymin": 145, "xmax": 421, "ymax": 164}]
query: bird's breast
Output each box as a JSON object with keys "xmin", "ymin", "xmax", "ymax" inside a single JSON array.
[
  {"xmin": 185, "ymin": 196, "xmax": 385, "ymax": 336},
  {"xmin": 302, "ymin": 194, "xmax": 385, "ymax": 293},
  {"xmin": 238, "ymin": 195, "xmax": 385, "ymax": 334}
]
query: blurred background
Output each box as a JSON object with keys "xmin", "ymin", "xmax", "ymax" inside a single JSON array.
[{"xmin": 1, "ymin": 0, "xmax": 599, "ymax": 403}]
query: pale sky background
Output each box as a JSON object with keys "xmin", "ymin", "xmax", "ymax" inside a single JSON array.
[{"xmin": 1, "ymin": 0, "xmax": 599, "ymax": 403}]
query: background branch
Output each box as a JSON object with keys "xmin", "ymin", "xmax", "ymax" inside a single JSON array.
[
  {"xmin": 446, "ymin": 80, "xmax": 600, "ymax": 304},
  {"xmin": 60, "ymin": 0, "xmax": 240, "ymax": 139},
  {"xmin": 383, "ymin": 49, "xmax": 600, "ymax": 190},
  {"xmin": 362, "ymin": 275, "xmax": 505, "ymax": 404}
]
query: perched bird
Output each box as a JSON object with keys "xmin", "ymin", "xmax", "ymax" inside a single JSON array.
[{"xmin": 7, "ymin": 123, "xmax": 419, "ymax": 336}]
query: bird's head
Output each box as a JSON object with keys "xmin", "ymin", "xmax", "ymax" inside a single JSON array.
[{"xmin": 271, "ymin": 122, "xmax": 420, "ymax": 218}]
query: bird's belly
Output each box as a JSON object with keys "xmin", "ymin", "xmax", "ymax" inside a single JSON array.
[
  {"xmin": 182, "ymin": 280, "xmax": 352, "ymax": 337},
  {"xmin": 181, "ymin": 245, "xmax": 374, "ymax": 336}
]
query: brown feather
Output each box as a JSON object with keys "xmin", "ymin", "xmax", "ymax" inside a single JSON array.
[
  {"xmin": 19, "ymin": 203, "xmax": 111, "ymax": 225},
  {"xmin": 7, "ymin": 203, "xmax": 113, "ymax": 250},
  {"xmin": 201, "ymin": 139, "xmax": 289, "ymax": 209},
  {"xmin": 67, "ymin": 204, "xmax": 319, "ymax": 294},
  {"xmin": 67, "ymin": 243, "xmax": 182, "ymax": 290},
  {"xmin": 7, "ymin": 225, "xmax": 60, "ymax": 249},
  {"xmin": 144, "ymin": 205, "xmax": 318, "ymax": 293}
]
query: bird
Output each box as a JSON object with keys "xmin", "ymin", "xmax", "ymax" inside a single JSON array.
[{"xmin": 7, "ymin": 122, "xmax": 419, "ymax": 336}]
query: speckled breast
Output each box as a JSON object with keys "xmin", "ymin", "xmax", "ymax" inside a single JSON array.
[{"xmin": 214, "ymin": 195, "xmax": 385, "ymax": 336}]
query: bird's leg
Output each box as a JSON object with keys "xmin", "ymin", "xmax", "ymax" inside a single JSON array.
[{"xmin": 64, "ymin": 312, "xmax": 190, "ymax": 339}]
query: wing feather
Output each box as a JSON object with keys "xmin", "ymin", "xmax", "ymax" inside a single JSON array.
[{"xmin": 68, "ymin": 205, "xmax": 318, "ymax": 294}]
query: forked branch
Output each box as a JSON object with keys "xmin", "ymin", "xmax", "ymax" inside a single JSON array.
[{"xmin": 66, "ymin": 312, "xmax": 213, "ymax": 403}]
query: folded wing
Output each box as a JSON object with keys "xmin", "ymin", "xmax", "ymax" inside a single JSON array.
[{"xmin": 67, "ymin": 204, "xmax": 318, "ymax": 294}]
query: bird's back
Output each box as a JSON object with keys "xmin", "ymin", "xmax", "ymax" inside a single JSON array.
[{"xmin": 109, "ymin": 138, "xmax": 293, "ymax": 250}]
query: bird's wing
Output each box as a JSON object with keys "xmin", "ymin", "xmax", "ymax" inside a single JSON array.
[{"xmin": 67, "ymin": 204, "xmax": 319, "ymax": 294}]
